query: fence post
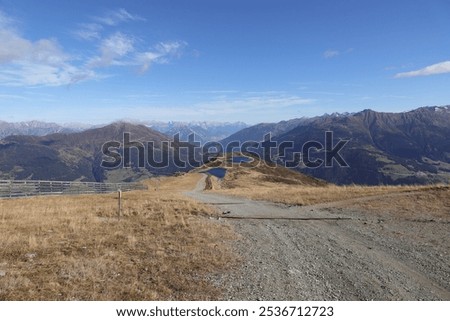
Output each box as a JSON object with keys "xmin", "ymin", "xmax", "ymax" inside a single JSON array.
[{"xmin": 118, "ymin": 189, "xmax": 122, "ymax": 218}]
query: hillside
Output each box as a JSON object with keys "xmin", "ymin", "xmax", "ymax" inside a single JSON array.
[
  {"xmin": 0, "ymin": 122, "xmax": 196, "ymax": 182},
  {"xmin": 221, "ymin": 106, "xmax": 450, "ymax": 185},
  {"xmin": 220, "ymin": 117, "xmax": 313, "ymax": 146}
]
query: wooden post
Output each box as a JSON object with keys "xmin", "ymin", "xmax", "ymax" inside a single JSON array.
[{"xmin": 118, "ymin": 189, "xmax": 122, "ymax": 218}]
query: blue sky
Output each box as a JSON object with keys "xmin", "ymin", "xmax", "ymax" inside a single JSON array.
[{"xmin": 0, "ymin": 0, "xmax": 450, "ymax": 124}]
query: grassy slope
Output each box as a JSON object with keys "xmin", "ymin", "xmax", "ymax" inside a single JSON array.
[
  {"xmin": 0, "ymin": 173, "xmax": 235, "ymax": 300},
  {"xmin": 210, "ymin": 163, "xmax": 450, "ymax": 218},
  {"xmin": 1, "ymin": 164, "xmax": 448, "ymax": 301}
]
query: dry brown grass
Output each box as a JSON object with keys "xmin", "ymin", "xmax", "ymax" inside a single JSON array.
[
  {"xmin": 0, "ymin": 173, "xmax": 235, "ymax": 301},
  {"xmin": 212, "ymin": 165, "xmax": 450, "ymax": 218},
  {"xmin": 217, "ymin": 180, "xmax": 431, "ymax": 206},
  {"xmin": 347, "ymin": 186, "xmax": 450, "ymax": 219}
]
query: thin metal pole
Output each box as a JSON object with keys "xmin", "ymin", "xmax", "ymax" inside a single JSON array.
[{"xmin": 118, "ymin": 189, "xmax": 122, "ymax": 218}]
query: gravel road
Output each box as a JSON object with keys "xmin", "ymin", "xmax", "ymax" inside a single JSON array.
[{"xmin": 186, "ymin": 175, "xmax": 450, "ymax": 300}]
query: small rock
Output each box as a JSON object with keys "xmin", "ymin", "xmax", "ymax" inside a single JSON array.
[
  {"xmin": 26, "ymin": 253, "xmax": 36, "ymax": 258},
  {"xmin": 0, "ymin": 270, "xmax": 6, "ymax": 277}
]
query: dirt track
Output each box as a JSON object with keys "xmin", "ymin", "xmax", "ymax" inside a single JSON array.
[{"xmin": 186, "ymin": 176, "xmax": 450, "ymax": 300}]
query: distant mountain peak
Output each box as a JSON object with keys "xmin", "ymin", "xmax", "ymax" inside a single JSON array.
[{"xmin": 146, "ymin": 121, "xmax": 249, "ymax": 143}]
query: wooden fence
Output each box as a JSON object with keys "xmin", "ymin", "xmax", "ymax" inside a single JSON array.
[{"xmin": 0, "ymin": 180, "xmax": 148, "ymax": 198}]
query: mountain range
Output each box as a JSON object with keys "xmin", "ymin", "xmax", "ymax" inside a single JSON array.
[
  {"xmin": 0, "ymin": 120, "xmax": 249, "ymax": 144},
  {"xmin": 0, "ymin": 106, "xmax": 449, "ymax": 185},
  {"xmin": 146, "ymin": 121, "xmax": 249, "ymax": 143},
  {"xmin": 0, "ymin": 120, "xmax": 93, "ymax": 139},
  {"xmin": 223, "ymin": 106, "xmax": 450, "ymax": 185}
]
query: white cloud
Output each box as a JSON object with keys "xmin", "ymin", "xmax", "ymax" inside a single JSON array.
[
  {"xmin": 135, "ymin": 41, "xmax": 187, "ymax": 72},
  {"xmin": 323, "ymin": 50, "xmax": 340, "ymax": 59},
  {"xmin": 0, "ymin": 10, "xmax": 14, "ymax": 28},
  {"xmin": 323, "ymin": 48, "xmax": 353, "ymax": 59},
  {"xmin": 0, "ymin": 11, "xmax": 96, "ymax": 86},
  {"xmin": 31, "ymin": 39, "xmax": 71, "ymax": 66},
  {"xmin": 88, "ymin": 32, "xmax": 135, "ymax": 68},
  {"xmin": 0, "ymin": 63, "xmax": 94, "ymax": 86},
  {"xmin": 0, "ymin": 30, "xmax": 31, "ymax": 63},
  {"xmin": 73, "ymin": 23, "xmax": 103, "ymax": 41},
  {"xmin": 395, "ymin": 61, "xmax": 450, "ymax": 78},
  {"xmin": 73, "ymin": 8, "xmax": 143, "ymax": 41},
  {"xmin": 74, "ymin": 8, "xmax": 143, "ymax": 41},
  {"xmin": 94, "ymin": 8, "xmax": 144, "ymax": 26},
  {"xmin": 0, "ymin": 61, "xmax": 96, "ymax": 87},
  {"xmin": 0, "ymin": 9, "xmax": 186, "ymax": 87},
  {"xmin": 87, "ymin": 36, "xmax": 186, "ymax": 71},
  {"xmin": 76, "ymin": 9, "xmax": 186, "ymax": 73}
]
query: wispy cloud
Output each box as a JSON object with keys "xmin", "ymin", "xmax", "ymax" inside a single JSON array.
[
  {"xmin": 0, "ymin": 9, "xmax": 186, "ymax": 87},
  {"xmin": 73, "ymin": 9, "xmax": 143, "ymax": 41},
  {"xmin": 394, "ymin": 61, "xmax": 450, "ymax": 78},
  {"xmin": 73, "ymin": 23, "xmax": 103, "ymax": 41},
  {"xmin": 0, "ymin": 10, "xmax": 14, "ymax": 28},
  {"xmin": 88, "ymin": 32, "xmax": 135, "ymax": 68},
  {"xmin": 78, "ymin": 9, "xmax": 186, "ymax": 73},
  {"xmin": 135, "ymin": 41, "xmax": 187, "ymax": 72},
  {"xmin": 0, "ymin": 10, "xmax": 96, "ymax": 86},
  {"xmin": 99, "ymin": 93, "xmax": 315, "ymax": 123},
  {"xmin": 302, "ymin": 90, "xmax": 345, "ymax": 96},
  {"xmin": 184, "ymin": 90, "xmax": 239, "ymax": 95},
  {"xmin": 0, "ymin": 93, "xmax": 26, "ymax": 100},
  {"xmin": 323, "ymin": 48, "xmax": 353, "ymax": 59},
  {"xmin": 93, "ymin": 8, "xmax": 144, "ymax": 26},
  {"xmin": 323, "ymin": 50, "xmax": 340, "ymax": 59},
  {"xmin": 193, "ymin": 94, "xmax": 314, "ymax": 115}
]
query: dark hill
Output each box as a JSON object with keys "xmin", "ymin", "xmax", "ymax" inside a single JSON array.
[
  {"xmin": 0, "ymin": 122, "xmax": 195, "ymax": 182},
  {"xmin": 220, "ymin": 118, "xmax": 314, "ymax": 146},
  {"xmin": 280, "ymin": 107, "xmax": 450, "ymax": 185}
]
